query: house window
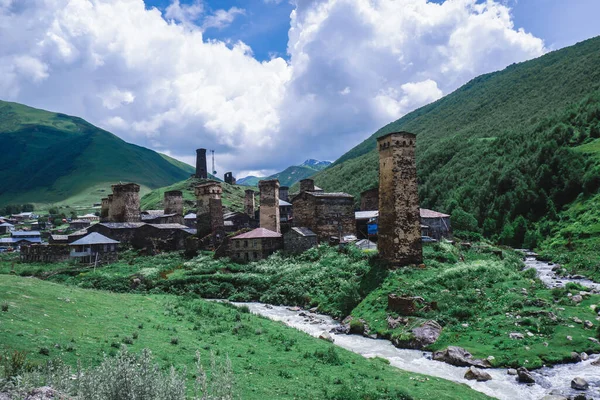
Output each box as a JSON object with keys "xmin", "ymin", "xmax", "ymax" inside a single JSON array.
[
  {"xmin": 253, "ymin": 240, "xmax": 257, "ymax": 248},
  {"xmin": 253, "ymin": 252, "xmax": 258, "ymax": 259},
  {"xmin": 244, "ymin": 240, "xmax": 248, "ymax": 248}
]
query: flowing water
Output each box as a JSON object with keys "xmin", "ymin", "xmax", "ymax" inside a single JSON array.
[{"xmin": 231, "ymin": 255, "xmax": 600, "ymax": 400}]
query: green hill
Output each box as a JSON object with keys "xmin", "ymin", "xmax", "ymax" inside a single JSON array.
[
  {"xmin": 140, "ymin": 177, "xmax": 250, "ymax": 213},
  {"xmin": 237, "ymin": 159, "xmax": 331, "ymax": 187},
  {"xmin": 0, "ymin": 100, "xmax": 194, "ymax": 209},
  {"xmin": 306, "ymin": 36, "xmax": 600, "ymax": 277}
]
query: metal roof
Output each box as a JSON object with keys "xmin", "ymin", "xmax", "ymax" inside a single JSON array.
[
  {"xmin": 50, "ymin": 235, "xmax": 69, "ymax": 241},
  {"xmin": 290, "ymin": 227, "xmax": 316, "ymax": 237},
  {"xmin": 231, "ymin": 228, "xmax": 282, "ymax": 239},
  {"xmin": 184, "ymin": 213, "xmax": 197, "ymax": 220},
  {"xmin": 98, "ymin": 222, "xmax": 146, "ymax": 229},
  {"xmin": 147, "ymin": 223, "xmax": 189, "ymax": 230},
  {"xmin": 279, "ymin": 199, "xmax": 292, "ymax": 206},
  {"xmin": 12, "ymin": 231, "xmax": 41, "ymax": 236},
  {"xmin": 0, "ymin": 223, "xmax": 14, "ymax": 227},
  {"xmin": 70, "ymin": 232, "xmax": 120, "ymax": 246},
  {"xmin": 420, "ymin": 208, "xmax": 450, "ymax": 218},
  {"xmin": 0, "ymin": 237, "xmax": 42, "ymax": 244},
  {"xmin": 355, "ymin": 211, "xmax": 379, "ymax": 220},
  {"xmin": 308, "ymin": 192, "xmax": 353, "ymax": 198}
]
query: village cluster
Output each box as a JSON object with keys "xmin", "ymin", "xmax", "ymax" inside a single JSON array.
[{"xmin": 1, "ymin": 132, "xmax": 452, "ymax": 265}]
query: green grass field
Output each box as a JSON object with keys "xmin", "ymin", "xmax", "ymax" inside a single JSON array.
[{"xmin": 0, "ymin": 275, "xmax": 490, "ymax": 400}]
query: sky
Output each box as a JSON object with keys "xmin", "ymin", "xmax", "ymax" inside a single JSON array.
[{"xmin": 1, "ymin": 0, "xmax": 599, "ymax": 178}]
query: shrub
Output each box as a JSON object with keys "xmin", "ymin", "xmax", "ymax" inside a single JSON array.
[
  {"xmin": 170, "ymin": 337, "xmax": 179, "ymax": 345},
  {"xmin": 122, "ymin": 337, "xmax": 134, "ymax": 345},
  {"xmin": 38, "ymin": 348, "xmax": 50, "ymax": 356},
  {"xmin": 1, "ymin": 302, "xmax": 8, "ymax": 312}
]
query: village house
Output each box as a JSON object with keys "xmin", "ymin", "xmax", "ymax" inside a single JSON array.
[
  {"xmin": 0, "ymin": 222, "xmax": 14, "ymax": 234},
  {"xmin": 283, "ymin": 227, "xmax": 317, "ymax": 255},
  {"xmin": 230, "ymin": 228, "xmax": 283, "ymax": 262},
  {"xmin": 354, "ymin": 209, "xmax": 452, "ymax": 241},
  {"xmin": 69, "ymin": 232, "xmax": 119, "ymax": 264},
  {"xmin": 184, "ymin": 213, "xmax": 197, "ymax": 228},
  {"xmin": 69, "ymin": 219, "xmax": 91, "ymax": 231},
  {"xmin": 77, "ymin": 213, "xmax": 100, "ymax": 222},
  {"xmin": 3, "ymin": 231, "xmax": 42, "ymax": 246}
]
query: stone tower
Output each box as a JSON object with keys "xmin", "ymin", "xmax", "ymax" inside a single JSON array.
[
  {"xmin": 259, "ymin": 179, "xmax": 280, "ymax": 233},
  {"xmin": 110, "ymin": 183, "xmax": 141, "ymax": 223},
  {"xmin": 377, "ymin": 132, "xmax": 422, "ymax": 266},
  {"xmin": 100, "ymin": 197, "xmax": 110, "ymax": 222},
  {"xmin": 106, "ymin": 194, "xmax": 114, "ymax": 222},
  {"xmin": 224, "ymin": 172, "xmax": 236, "ymax": 185},
  {"xmin": 279, "ymin": 186, "xmax": 289, "ymax": 202},
  {"xmin": 195, "ymin": 181, "xmax": 225, "ymax": 243},
  {"xmin": 299, "ymin": 179, "xmax": 315, "ymax": 193},
  {"xmin": 244, "ymin": 189, "xmax": 255, "ymax": 218},
  {"xmin": 164, "ymin": 190, "xmax": 184, "ymax": 224},
  {"xmin": 360, "ymin": 187, "xmax": 379, "ymax": 211},
  {"xmin": 196, "ymin": 148, "xmax": 208, "ymax": 179}
]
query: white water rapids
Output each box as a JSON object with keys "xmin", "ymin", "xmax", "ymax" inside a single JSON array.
[{"xmin": 231, "ymin": 256, "xmax": 600, "ymax": 400}]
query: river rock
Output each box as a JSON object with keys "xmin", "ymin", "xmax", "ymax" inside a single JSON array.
[
  {"xmin": 590, "ymin": 337, "xmax": 600, "ymax": 344},
  {"xmin": 540, "ymin": 396, "xmax": 567, "ymax": 400},
  {"xmin": 571, "ymin": 352, "xmax": 582, "ymax": 362},
  {"xmin": 516, "ymin": 367, "xmax": 536, "ymax": 384},
  {"xmin": 510, "ymin": 332, "xmax": 525, "ymax": 340},
  {"xmin": 571, "ymin": 377, "xmax": 589, "ymax": 390},
  {"xmin": 507, "ymin": 368, "xmax": 518, "ymax": 375},
  {"xmin": 592, "ymin": 358, "xmax": 600, "ymax": 366},
  {"xmin": 571, "ymin": 295, "xmax": 583, "ymax": 303},
  {"xmin": 572, "ymin": 317, "xmax": 583, "ymax": 324},
  {"xmin": 583, "ymin": 320, "xmax": 594, "ymax": 329},
  {"xmin": 387, "ymin": 315, "xmax": 407, "ymax": 329},
  {"xmin": 580, "ymin": 352, "xmax": 589, "ymax": 361},
  {"xmin": 464, "ymin": 366, "xmax": 492, "ymax": 382},
  {"xmin": 319, "ymin": 331, "xmax": 334, "ymax": 343},
  {"xmin": 432, "ymin": 346, "xmax": 491, "ymax": 368},
  {"xmin": 411, "ymin": 320, "xmax": 442, "ymax": 348}
]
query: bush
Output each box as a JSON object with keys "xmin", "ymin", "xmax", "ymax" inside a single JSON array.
[
  {"xmin": 1, "ymin": 302, "xmax": 7, "ymax": 312},
  {"xmin": 170, "ymin": 337, "xmax": 179, "ymax": 345}
]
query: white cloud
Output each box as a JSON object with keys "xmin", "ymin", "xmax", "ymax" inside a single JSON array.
[{"xmin": 0, "ymin": 0, "xmax": 545, "ymax": 176}]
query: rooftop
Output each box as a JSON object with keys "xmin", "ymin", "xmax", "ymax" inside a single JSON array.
[
  {"xmin": 307, "ymin": 192, "xmax": 353, "ymax": 198},
  {"xmin": 420, "ymin": 208, "xmax": 450, "ymax": 218},
  {"xmin": 279, "ymin": 199, "xmax": 292, "ymax": 207},
  {"xmin": 50, "ymin": 235, "xmax": 69, "ymax": 241},
  {"xmin": 355, "ymin": 211, "xmax": 378, "ymax": 220},
  {"xmin": 98, "ymin": 222, "xmax": 146, "ymax": 229},
  {"xmin": 184, "ymin": 213, "xmax": 197, "ymax": 220},
  {"xmin": 12, "ymin": 231, "xmax": 41, "ymax": 237},
  {"xmin": 231, "ymin": 228, "xmax": 282, "ymax": 240},
  {"xmin": 291, "ymin": 227, "xmax": 316, "ymax": 237},
  {"xmin": 0, "ymin": 222, "xmax": 14, "ymax": 227},
  {"xmin": 147, "ymin": 223, "xmax": 189, "ymax": 230},
  {"xmin": 70, "ymin": 232, "xmax": 120, "ymax": 246},
  {"xmin": 355, "ymin": 209, "xmax": 450, "ymax": 220}
]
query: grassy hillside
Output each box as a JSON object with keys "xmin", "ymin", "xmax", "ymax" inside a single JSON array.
[
  {"xmin": 140, "ymin": 177, "xmax": 251, "ymax": 213},
  {"xmin": 307, "ymin": 36, "xmax": 600, "ymax": 270},
  {"xmin": 238, "ymin": 159, "xmax": 331, "ymax": 187},
  {"xmin": 0, "ymin": 274, "xmax": 491, "ymax": 400},
  {"xmin": 0, "ymin": 100, "xmax": 194, "ymax": 208}
]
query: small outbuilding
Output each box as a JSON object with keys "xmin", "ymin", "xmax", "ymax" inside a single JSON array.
[
  {"xmin": 69, "ymin": 232, "xmax": 120, "ymax": 264},
  {"xmin": 283, "ymin": 227, "xmax": 317, "ymax": 255},
  {"xmin": 69, "ymin": 219, "xmax": 91, "ymax": 230},
  {"xmin": 0, "ymin": 222, "xmax": 14, "ymax": 234},
  {"xmin": 230, "ymin": 228, "xmax": 283, "ymax": 262}
]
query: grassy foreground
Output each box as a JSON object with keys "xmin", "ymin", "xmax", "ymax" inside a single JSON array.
[
  {"xmin": 2, "ymin": 242, "xmax": 599, "ymax": 370},
  {"xmin": 0, "ymin": 275, "xmax": 490, "ymax": 400}
]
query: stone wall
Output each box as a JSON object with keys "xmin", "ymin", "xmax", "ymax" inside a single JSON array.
[
  {"xmin": 292, "ymin": 192, "xmax": 355, "ymax": 241},
  {"xmin": 164, "ymin": 190, "xmax": 184, "ymax": 224},
  {"xmin": 360, "ymin": 188, "xmax": 379, "ymax": 211},
  {"xmin": 283, "ymin": 230, "xmax": 317, "ymax": 255},
  {"xmin": 279, "ymin": 186, "xmax": 289, "ymax": 202},
  {"xmin": 377, "ymin": 132, "xmax": 422, "ymax": 266},
  {"xmin": 244, "ymin": 189, "xmax": 255, "ymax": 218},
  {"xmin": 110, "ymin": 183, "xmax": 140, "ymax": 223},
  {"xmin": 20, "ymin": 244, "xmax": 70, "ymax": 263},
  {"xmin": 196, "ymin": 148, "xmax": 207, "ymax": 179},
  {"xmin": 107, "ymin": 194, "xmax": 114, "ymax": 222},
  {"xmin": 259, "ymin": 179, "xmax": 280, "ymax": 233}
]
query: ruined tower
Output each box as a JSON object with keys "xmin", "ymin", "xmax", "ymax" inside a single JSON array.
[
  {"xmin": 110, "ymin": 183, "xmax": 141, "ymax": 223},
  {"xmin": 360, "ymin": 187, "xmax": 380, "ymax": 211},
  {"xmin": 259, "ymin": 179, "xmax": 280, "ymax": 233},
  {"xmin": 299, "ymin": 179, "xmax": 315, "ymax": 193},
  {"xmin": 196, "ymin": 148, "xmax": 208, "ymax": 179},
  {"xmin": 195, "ymin": 181, "xmax": 225, "ymax": 244},
  {"xmin": 279, "ymin": 186, "xmax": 289, "ymax": 202},
  {"xmin": 377, "ymin": 132, "xmax": 422, "ymax": 266},
  {"xmin": 100, "ymin": 198, "xmax": 110, "ymax": 222},
  {"xmin": 244, "ymin": 189, "xmax": 255, "ymax": 218},
  {"xmin": 164, "ymin": 190, "xmax": 184, "ymax": 224},
  {"xmin": 224, "ymin": 172, "xmax": 236, "ymax": 185}
]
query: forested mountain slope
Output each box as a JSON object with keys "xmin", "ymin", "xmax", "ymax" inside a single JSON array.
[
  {"xmin": 0, "ymin": 100, "xmax": 194, "ymax": 207},
  {"xmin": 307, "ymin": 37, "xmax": 600, "ymax": 254}
]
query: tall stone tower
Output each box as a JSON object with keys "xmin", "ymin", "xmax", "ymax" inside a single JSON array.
[
  {"xmin": 164, "ymin": 190, "xmax": 184, "ymax": 224},
  {"xmin": 360, "ymin": 188, "xmax": 379, "ymax": 211},
  {"xmin": 279, "ymin": 186, "xmax": 289, "ymax": 202},
  {"xmin": 377, "ymin": 132, "xmax": 422, "ymax": 266},
  {"xmin": 100, "ymin": 198, "xmax": 110, "ymax": 222},
  {"xmin": 195, "ymin": 181, "xmax": 225, "ymax": 243},
  {"xmin": 259, "ymin": 179, "xmax": 280, "ymax": 233},
  {"xmin": 106, "ymin": 194, "xmax": 114, "ymax": 222},
  {"xmin": 299, "ymin": 179, "xmax": 315, "ymax": 193},
  {"xmin": 244, "ymin": 189, "xmax": 255, "ymax": 218},
  {"xmin": 196, "ymin": 148, "xmax": 208, "ymax": 179},
  {"xmin": 110, "ymin": 183, "xmax": 141, "ymax": 223}
]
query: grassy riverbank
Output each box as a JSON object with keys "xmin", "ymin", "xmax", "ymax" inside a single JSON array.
[
  {"xmin": 0, "ymin": 275, "xmax": 490, "ymax": 400},
  {"xmin": 2, "ymin": 242, "xmax": 599, "ymax": 370}
]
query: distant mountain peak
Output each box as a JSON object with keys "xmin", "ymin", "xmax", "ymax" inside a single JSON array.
[{"xmin": 300, "ymin": 159, "xmax": 332, "ymax": 169}]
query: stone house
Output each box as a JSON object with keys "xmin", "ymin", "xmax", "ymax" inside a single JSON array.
[
  {"xmin": 292, "ymin": 190, "xmax": 355, "ymax": 242},
  {"xmin": 20, "ymin": 244, "xmax": 70, "ymax": 263},
  {"xmin": 69, "ymin": 219, "xmax": 91, "ymax": 231},
  {"xmin": 69, "ymin": 232, "xmax": 119, "ymax": 264},
  {"xmin": 283, "ymin": 227, "xmax": 317, "ymax": 255},
  {"xmin": 0, "ymin": 222, "xmax": 14, "ymax": 234},
  {"xmin": 223, "ymin": 211, "xmax": 253, "ymax": 233},
  {"xmin": 420, "ymin": 209, "xmax": 452, "ymax": 241},
  {"xmin": 230, "ymin": 228, "xmax": 283, "ymax": 262}
]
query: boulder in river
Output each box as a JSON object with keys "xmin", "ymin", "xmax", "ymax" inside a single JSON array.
[
  {"xmin": 319, "ymin": 331, "xmax": 334, "ymax": 343},
  {"xmin": 432, "ymin": 346, "xmax": 491, "ymax": 368},
  {"xmin": 507, "ymin": 368, "xmax": 517, "ymax": 375},
  {"xmin": 410, "ymin": 320, "xmax": 442, "ymax": 349},
  {"xmin": 591, "ymin": 358, "xmax": 600, "ymax": 366},
  {"xmin": 570, "ymin": 377, "xmax": 589, "ymax": 390},
  {"xmin": 540, "ymin": 396, "xmax": 567, "ymax": 400},
  {"xmin": 570, "ymin": 352, "xmax": 582, "ymax": 362},
  {"xmin": 580, "ymin": 352, "xmax": 589, "ymax": 361},
  {"xmin": 464, "ymin": 366, "xmax": 492, "ymax": 382},
  {"xmin": 516, "ymin": 367, "xmax": 536, "ymax": 384}
]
